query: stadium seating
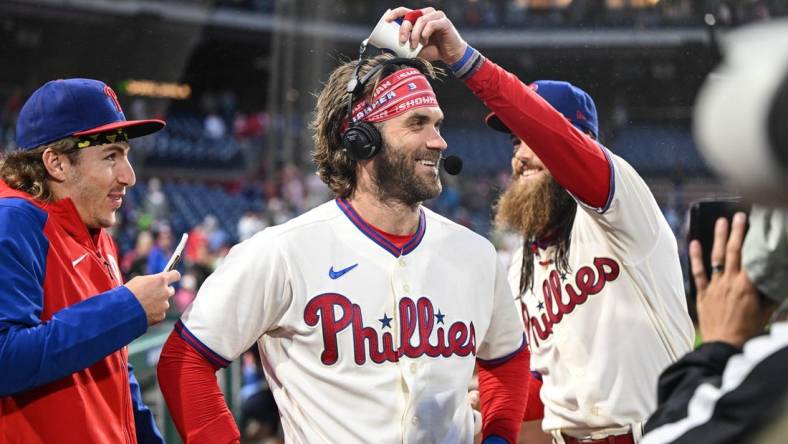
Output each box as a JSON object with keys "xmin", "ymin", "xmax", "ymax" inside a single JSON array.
[
  {"xmin": 610, "ymin": 122, "xmax": 708, "ymax": 175},
  {"xmin": 125, "ymin": 180, "xmax": 260, "ymax": 246},
  {"xmin": 137, "ymin": 113, "xmax": 247, "ymax": 168}
]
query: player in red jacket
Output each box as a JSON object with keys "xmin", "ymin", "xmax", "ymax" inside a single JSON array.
[{"xmin": 0, "ymin": 79, "xmax": 180, "ymax": 443}]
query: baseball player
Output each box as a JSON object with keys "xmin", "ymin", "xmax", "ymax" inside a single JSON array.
[
  {"xmin": 385, "ymin": 6, "xmax": 696, "ymax": 443},
  {"xmin": 157, "ymin": 51, "xmax": 530, "ymax": 443},
  {"xmin": 0, "ymin": 79, "xmax": 178, "ymax": 443}
]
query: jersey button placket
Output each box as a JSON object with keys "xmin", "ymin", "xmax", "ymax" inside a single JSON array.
[{"xmin": 393, "ymin": 255, "xmax": 420, "ymax": 432}]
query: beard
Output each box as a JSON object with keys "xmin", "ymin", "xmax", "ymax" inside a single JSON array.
[
  {"xmin": 494, "ymin": 172, "xmax": 575, "ymax": 239},
  {"xmin": 372, "ymin": 140, "xmax": 442, "ymax": 207}
]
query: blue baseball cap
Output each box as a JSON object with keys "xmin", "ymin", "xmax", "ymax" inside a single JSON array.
[
  {"xmin": 16, "ymin": 78, "xmax": 165, "ymax": 150},
  {"xmin": 485, "ymin": 80, "xmax": 598, "ymax": 139}
]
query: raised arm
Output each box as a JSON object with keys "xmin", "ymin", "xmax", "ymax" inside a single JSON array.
[{"xmin": 386, "ymin": 6, "xmax": 610, "ymax": 208}]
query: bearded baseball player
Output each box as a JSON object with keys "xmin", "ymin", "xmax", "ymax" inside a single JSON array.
[
  {"xmin": 385, "ymin": 6, "xmax": 696, "ymax": 444},
  {"xmin": 493, "ymin": 80, "xmax": 695, "ymax": 444},
  {"xmin": 156, "ymin": 30, "xmax": 531, "ymax": 444}
]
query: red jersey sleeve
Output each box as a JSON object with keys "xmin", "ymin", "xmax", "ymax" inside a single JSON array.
[
  {"xmin": 477, "ymin": 345, "xmax": 531, "ymax": 443},
  {"xmin": 465, "ymin": 59, "xmax": 611, "ymax": 209},
  {"xmin": 523, "ymin": 371, "xmax": 545, "ymax": 421},
  {"xmin": 157, "ymin": 328, "xmax": 240, "ymax": 444}
]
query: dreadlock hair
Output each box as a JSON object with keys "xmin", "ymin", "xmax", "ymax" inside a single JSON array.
[
  {"xmin": 513, "ymin": 127, "xmax": 598, "ymax": 296},
  {"xmin": 518, "ymin": 200, "xmax": 577, "ymax": 296}
]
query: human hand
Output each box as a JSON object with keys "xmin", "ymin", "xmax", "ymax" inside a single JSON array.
[
  {"xmin": 467, "ymin": 389, "xmax": 482, "ymax": 436},
  {"xmin": 385, "ymin": 7, "xmax": 467, "ymax": 64},
  {"xmin": 125, "ymin": 270, "xmax": 182, "ymax": 325},
  {"xmin": 691, "ymin": 213, "xmax": 776, "ymax": 348}
]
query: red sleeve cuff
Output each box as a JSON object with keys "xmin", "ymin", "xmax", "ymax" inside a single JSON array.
[
  {"xmin": 523, "ymin": 372, "xmax": 544, "ymax": 421},
  {"xmin": 478, "ymin": 346, "xmax": 531, "ymax": 443},
  {"xmin": 464, "ymin": 58, "xmax": 496, "ymax": 88},
  {"xmin": 157, "ymin": 329, "xmax": 240, "ymax": 443}
]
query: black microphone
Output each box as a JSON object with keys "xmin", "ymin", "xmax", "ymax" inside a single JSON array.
[{"xmin": 442, "ymin": 155, "xmax": 463, "ymax": 176}]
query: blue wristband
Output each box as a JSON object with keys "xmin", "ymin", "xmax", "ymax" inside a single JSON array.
[
  {"xmin": 450, "ymin": 45, "xmax": 485, "ymax": 80},
  {"xmin": 482, "ymin": 436, "xmax": 509, "ymax": 444},
  {"xmin": 449, "ymin": 45, "xmax": 475, "ymax": 72}
]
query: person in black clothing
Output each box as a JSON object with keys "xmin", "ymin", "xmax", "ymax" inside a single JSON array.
[
  {"xmin": 642, "ymin": 210, "xmax": 787, "ymax": 444},
  {"xmin": 643, "ymin": 15, "xmax": 788, "ymax": 444}
]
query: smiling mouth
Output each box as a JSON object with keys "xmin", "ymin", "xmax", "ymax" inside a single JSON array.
[
  {"xmin": 108, "ymin": 194, "xmax": 124, "ymax": 208},
  {"xmin": 519, "ymin": 169, "xmax": 541, "ymax": 177}
]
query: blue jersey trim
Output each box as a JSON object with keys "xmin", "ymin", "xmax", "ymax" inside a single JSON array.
[
  {"xmin": 476, "ymin": 333, "xmax": 527, "ymax": 367},
  {"xmin": 482, "ymin": 436, "xmax": 509, "ymax": 444},
  {"xmin": 175, "ymin": 320, "xmax": 231, "ymax": 368},
  {"xmin": 400, "ymin": 209, "xmax": 426, "ymax": 255},
  {"xmin": 597, "ymin": 146, "xmax": 616, "ymax": 214},
  {"xmin": 336, "ymin": 198, "xmax": 426, "ymax": 258}
]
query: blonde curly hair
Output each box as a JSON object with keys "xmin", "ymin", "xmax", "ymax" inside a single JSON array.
[{"xmin": 0, "ymin": 138, "xmax": 80, "ymax": 201}]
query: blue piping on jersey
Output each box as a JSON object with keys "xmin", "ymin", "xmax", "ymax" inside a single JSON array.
[
  {"xmin": 336, "ymin": 198, "xmax": 426, "ymax": 258},
  {"xmin": 476, "ymin": 333, "xmax": 528, "ymax": 367},
  {"xmin": 175, "ymin": 320, "xmax": 231, "ymax": 368}
]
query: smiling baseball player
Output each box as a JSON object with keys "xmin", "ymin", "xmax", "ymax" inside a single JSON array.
[
  {"xmin": 384, "ymin": 6, "xmax": 697, "ymax": 444},
  {"xmin": 157, "ymin": 50, "xmax": 530, "ymax": 443}
]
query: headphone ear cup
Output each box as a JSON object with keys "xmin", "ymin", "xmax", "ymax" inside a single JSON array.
[{"xmin": 342, "ymin": 122, "xmax": 382, "ymax": 160}]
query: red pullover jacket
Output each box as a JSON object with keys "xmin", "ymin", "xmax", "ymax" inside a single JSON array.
[{"xmin": 0, "ymin": 181, "xmax": 161, "ymax": 443}]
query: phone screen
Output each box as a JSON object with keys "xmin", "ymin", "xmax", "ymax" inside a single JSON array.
[
  {"xmin": 686, "ymin": 198, "xmax": 750, "ymax": 306},
  {"xmin": 164, "ymin": 233, "xmax": 189, "ymax": 272}
]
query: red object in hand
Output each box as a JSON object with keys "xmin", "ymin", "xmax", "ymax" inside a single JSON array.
[{"xmin": 403, "ymin": 10, "xmax": 424, "ymax": 23}]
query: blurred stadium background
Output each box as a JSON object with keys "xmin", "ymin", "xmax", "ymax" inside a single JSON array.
[{"xmin": 1, "ymin": 0, "xmax": 784, "ymax": 442}]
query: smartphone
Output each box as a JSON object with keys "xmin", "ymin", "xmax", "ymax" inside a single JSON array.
[
  {"xmin": 687, "ymin": 198, "xmax": 750, "ymax": 302},
  {"xmin": 163, "ymin": 233, "xmax": 189, "ymax": 272}
]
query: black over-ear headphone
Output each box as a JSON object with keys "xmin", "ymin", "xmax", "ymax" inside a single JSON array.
[{"xmin": 341, "ymin": 57, "xmax": 428, "ymax": 160}]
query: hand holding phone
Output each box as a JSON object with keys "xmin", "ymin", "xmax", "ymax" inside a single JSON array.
[
  {"xmin": 686, "ymin": 199, "xmax": 750, "ymax": 323},
  {"xmin": 164, "ymin": 233, "xmax": 188, "ymax": 272},
  {"xmin": 687, "ymin": 199, "xmax": 750, "ymax": 288},
  {"xmin": 125, "ymin": 237, "xmax": 185, "ymax": 325}
]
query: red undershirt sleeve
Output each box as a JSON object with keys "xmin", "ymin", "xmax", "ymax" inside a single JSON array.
[
  {"xmin": 157, "ymin": 329, "xmax": 241, "ymax": 444},
  {"xmin": 477, "ymin": 345, "xmax": 531, "ymax": 443},
  {"xmin": 465, "ymin": 59, "xmax": 611, "ymax": 209},
  {"xmin": 523, "ymin": 371, "xmax": 545, "ymax": 421}
]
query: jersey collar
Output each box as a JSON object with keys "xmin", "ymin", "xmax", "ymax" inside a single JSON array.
[
  {"xmin": 336, "ymin": 197, "xmax": 426, "ymax": 258},
  {"xmin": 0, "ymin": 180, "xmax": 101, "ymax": 247}
]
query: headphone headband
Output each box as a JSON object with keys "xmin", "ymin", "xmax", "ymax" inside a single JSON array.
[
  {"xmin": 347, "ymin": 57, "xmax": 427, "ymax": 97},
  {"xmin": 342, "ymin": 56, "xmax": 429, "ymax": 160}
]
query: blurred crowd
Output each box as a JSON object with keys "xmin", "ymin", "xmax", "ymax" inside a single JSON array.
[{"xmin": 168, "ymin": 0, "xmax": 786, "ymax": 28}]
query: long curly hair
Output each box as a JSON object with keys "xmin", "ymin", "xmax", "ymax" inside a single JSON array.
[
  {"xmin": 0, "ymin": 138, "xmax": 80, "ymax": 201},
  {"xmin": 310, "ymin": 54, "xmax": 442, "ymax": 197}
]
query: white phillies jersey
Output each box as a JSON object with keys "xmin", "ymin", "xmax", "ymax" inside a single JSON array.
[
  {"xmin": 508, "ymin": 151, "xmax": 695, "ymax": 437},
  {"xmin": 183, "ymin": 198, "xmax": 525, "ymax": 444}
]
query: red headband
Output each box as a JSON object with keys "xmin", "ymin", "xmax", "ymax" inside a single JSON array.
[{"xmin": 343, "ymin": 68, "xmax": 437, "ymax": 131}]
